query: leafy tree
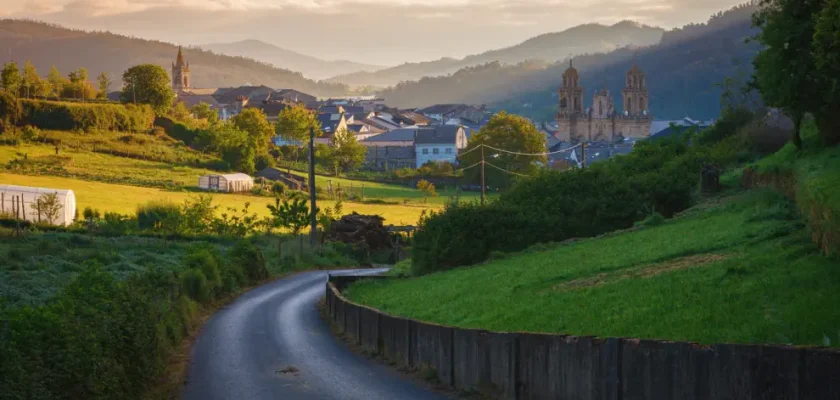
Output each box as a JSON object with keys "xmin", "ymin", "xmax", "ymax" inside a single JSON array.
[
  {"xmin": 68, "ymin": 67, "xmax": 89, "ymax": 101},
  {"xmin": 47, "ymin": 65, "xmax": 63, "ymax": 99},
  {"xmin": 0, "ymin": 90, "xmax": 20, "ymax": 131},
  {"xmin": 458, "ymin": 111, "xmax": 546, "ymax": 188},
  {"xmin": 232, "ymin": 108, "xmax": 273, "ymax": 156},
  {"xmin": 191, "ymin": 102, "xmax": 219, "ymax": 125},
  {"xmin": 169, "ymin": 101, "xmax": 192, "ymax": 122},
  {"xmin": 416, "ymin": 179, "xmax": 438, "ymax": 202},
  {"xmin": 210, "ymin": 124, "xmax": 257, "ymax": 173},
  {"xmin": 813, "ymin": 0, "xmax": 840, "ymax": 146},
  {"xmin": 266, "ymin": 195, "xmax": 311, "ymax": 253},
  {"xmin": 21, "ymin": 61, "xmax": 40, "ymax": 99},
  {"xmin": 276, "ymin": 104, "xmax": 321, "ymax": 144},
  {"xmin": 97, "ymin": 72, "xmax": 111, "ymax": 99},
  {"xmin": 1, "ymin": 62, "xmax": 21, "ymax": 97},
  {"xmin": 751, "ymin": 0, "xmax": 825, "ymax": 149},
  {"xmin": 330, "ymin": 129, "xmax": 367, "ymax": 176},
  {"xmin": 120, "ymin": 64, "xmax": 175, "ymax": 116}
]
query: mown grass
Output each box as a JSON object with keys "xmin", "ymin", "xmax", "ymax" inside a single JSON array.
[
  {"xmin": 348, "ymin": 189, "xmax": 840, "ymax": 347},
  {"xmin": 0, "ymin": 172, "xmax": 434, "ymax": 225}
]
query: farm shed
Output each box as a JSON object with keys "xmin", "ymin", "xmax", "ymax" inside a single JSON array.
[
  {"xmin": 0, "ymin": 184, "xmax": 76, "ymax": 226},
  {"xmin": 198, "ymin": 173, "xmax": 254, "ymax": 193}
]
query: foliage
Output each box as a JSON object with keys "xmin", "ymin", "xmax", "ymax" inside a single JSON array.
[
  {"xmin": 191, "ymin": 102, "xmax": 219, "ymax": 125},
  {"xmin": 96, "ymin": 72, "xmax": 111, "ymax": 100},
  {"xmin": 47, "ymin": 66, "xmax": 63, "ymax": 99},
  {"xmin": 21, "ymin": 61, "xmax": 42, "ymax": 99},
  {"xmin": 416, "ymin": 179, "xmax": 437, "ymax": 202},
  {"xmin": 120, "ymin": 64, "xmax": 175, "ymax": 116},
  {"xmin": 231, "ymin": 108, "xmax": 273, "ymax": 156},
  {"xmin": 0, "ymin": 90, "xmax": 21, "ymax": 131},
  {"xmin": 19, "ymin": 99, "xmax": 155, "ymax": 132},
  {"xmin": 275, "ymin": 104, "xmax": 320, "ymax": 144},
  {"xmin": 29, "ymin": 192, "xmax": 63, "ymax": 225},
  {"xmin": 266, "ymin": 195, "xmax": 310, "ymax": 236},
  {"xmin": 136, "ymin": 201, "xmax": 182, "ymax": 232},
  {"xmin": 458, "ymin": 111, "xmax": 546, "ymax": 188},
  {"xmin": 812, "ymin": 0, "xmax": 840, "ymax": 146},
  {"xmin": 230, "ymin": 239, "xmax": 269, "ymax": 283},
  {"xmin": 329, "ymin": 129, "xmax": 367, "ymax": 175},
  {"xmin": 1, "ymin": 62, "xmax": 21, "ymax": 97}
]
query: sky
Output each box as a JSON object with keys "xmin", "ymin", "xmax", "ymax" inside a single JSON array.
[{"xmin": 1, "ymin": 0, "xmax": 747, "ymax": 66}]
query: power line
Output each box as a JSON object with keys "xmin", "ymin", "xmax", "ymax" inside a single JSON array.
[
  {"xmin": 483, "ymin": 161, "xmax": 531, "ymax": 177},
  {"xmin": 453, "ymin": 160, "xmax": 482, "ymax": 173},
  {"xmin": 483, "ymin": 143, "xmax": 582, "ymax": 157}
]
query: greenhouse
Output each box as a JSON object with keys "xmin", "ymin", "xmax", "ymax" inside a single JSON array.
[
  {"xmin": 0, "ymin": 184, "xmax": 77, "ymax": 226},
  {"xmin": 198, "ymin": 173, "xmax": 254, "ymax": 193}
]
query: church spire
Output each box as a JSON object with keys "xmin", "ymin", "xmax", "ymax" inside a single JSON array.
[{"xmin": 176, "ymin": 46, "xmax": 185, "ymax": 67}]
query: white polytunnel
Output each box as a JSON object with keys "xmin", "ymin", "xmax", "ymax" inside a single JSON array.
[{"xmin": 0, "ymin": 184, "xmax": 77, "ymax": 226}]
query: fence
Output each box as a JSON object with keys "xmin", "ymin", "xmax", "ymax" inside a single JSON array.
[{"xmin": 325, "ymin": 275, "xmax": 840, "ymax": 400}]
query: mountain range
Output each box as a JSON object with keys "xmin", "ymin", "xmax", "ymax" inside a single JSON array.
[
  {"xmin": 377, "ymin": 2, "xmax": 761, "ymax": 121},
  {"xmin": 198, "ymin": 40, "xmax": 384, "ymax": 80},
  {"xmin": 327, "ymin": 21, "xmax": 665, "ymax": 87},
  {"xmin": 0, "ymin": 19, "xmax": 348, "ymax": 96}
]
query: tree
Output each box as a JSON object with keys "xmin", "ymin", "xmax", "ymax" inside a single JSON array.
[
  {"xmin": 22, "ymin": 61, "xmax": 39, "ymax": 99},
  {"xmin": 330, "ymin": 129, "xmax": 367, "ymax": 176},
  {"xmin": 266, "ymin": 194, "xmax": 311, "ymax": 254},
  {"xmin": 169, "ymin": 101, "xmax": 192, "ymax": 122},
  {"xmin": 48, "ymin": 65, "xmax": 63, "ymax": 99},
  {"xmin": 120, "ymin": 64, "xmax": 175, "ymax": 116},
  {"xmin": 0, "ymin": 90, "xmax": 21, "ymax": 132},
  {"xmin": 458, "ymin": 111, "xmax": 547, "ymax": 188},
  {"xmin": 1, "ymin": 62, "xmax": 21, "ymax": 97},
  {"xmin": 30, "ymin": 192, "xmax": 63, "ymax": 225},
  {"xmin": 191, "ymin": 102, "xmax": 219, "ymax": 125},
  {"xmin": 416, "ymin": 179, "xmax": 438, "ymax": 202},
  {"xmin": 232, "ymin": 108, "xmax": 273, "ymax": 156},
  {"xmin": 207, "ymin": 124, "xmax": 257, "ymax": 173},
  {"xmin": 68, "ymin": 67, "xmax": 89, "ymax": 101},
  {"xmin": 276, "ymin": 104, "xmax": 321, "ymax": 145},
  {"xmin": 97, "ymin": 72, "xmax": 111, "ymax": 99},
  {"xmin": 751, "ymin": 0, "xmax": 825, "ymax": 149},
  {"xmin": 813, "ymin": 0, "xmax": 840, "ymax": 146}
]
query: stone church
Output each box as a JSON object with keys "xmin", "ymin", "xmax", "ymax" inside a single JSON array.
[
  {"xmin": 172, "ymin": 47, "xmax": 190, "ymax": 91},
  {"xmin": 556, "ymin": 60, "xmax": 652, "ymax": 142}
]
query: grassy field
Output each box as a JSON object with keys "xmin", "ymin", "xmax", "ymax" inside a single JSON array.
[
  {"xmin": 347, "ymin": 189, "xmax": 840, "ymax": 347},
  {"xmin": 0, "ymin": 172, "xmax": 434, "ymax": 225}
]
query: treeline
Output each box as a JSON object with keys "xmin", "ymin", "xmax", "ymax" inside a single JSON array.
[
  {"xmin": 379, "ymin": 2, "xmax": 761, "ymax": 121},
  {"xmin": 412, "ymin": 105, "xmax": 788, "ymax": 275},
  {"xmin": 19, "ymin": 99, "xmax": 154, "ymax": 132},
  {"xmin": 0, "ymin": 61, "xmax": 110, "ymax": 101}
]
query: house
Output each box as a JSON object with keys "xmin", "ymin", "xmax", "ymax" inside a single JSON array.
[
  {"xmin": 417, "ymin": 104, "xmax": 488, "ymax": 125},
  {"xmin": 247, "ymin": 101, "xmax": 291, "ymax": 121},
  {"xmin": 359, "ymin": 128, "xmax": 417, "ymax": 147},
  {"xmin": 365, "ymin": 146, "xmax": 416, "ymax": 170},
  {"xmin": 272, "ymin": 89, "xmax": 316, "ymax": 104},
  {"xmin": 175, "ymin": 92, "xmax": 224, "ymax": 111},
  {"xmin": 316, "ymin": 113, "xmax": 349, "ymax": 144},
  {"xmin": 415, "ymin": 126, "xmax": 468, "ymax": 167},
  {"xmin": 213, "ymin": 85, "xmax": 275, "ymax": 107},
  {"xmin": 362, "ymin": 114, "xmax": 403, "ymax": 132}
]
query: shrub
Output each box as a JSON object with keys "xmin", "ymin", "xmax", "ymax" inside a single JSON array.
[
  {"xmin": 183, "ymin": 247, "xmax": 222, "ymax": 292},
  {"xmin": 180, "ymin": 268, "xmax": 212, "ymax": 303},
  {"xmin": 230, "ymin": 239, "xmax": 269, "ymax": 283},
  {"xmin": 635, "ymin": 212, "xmax": 666, "ymax": 228},
  {"xmin": 136, "ymin": 201, "xmax": 181, "ymax": 231},
  {"xmin": 19, "ymin": 99, "xmax": 155, "ymax": 132},
  {"xmin": 20, "ymin": 125, "xmax": 41, "ymax": 142}
]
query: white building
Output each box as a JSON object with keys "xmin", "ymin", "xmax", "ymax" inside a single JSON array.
[
  {"xmin": 414, "ymin": 126, "xmax": 467, "ymax": 167},
  {"xmin": 0, "ymin": 185, "xmax": 76, "ymax": 226}
]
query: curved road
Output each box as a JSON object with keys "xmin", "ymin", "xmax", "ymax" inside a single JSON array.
[{"xmin": 183, "ymin": 269, "xmax": 448, "ymax": 400}]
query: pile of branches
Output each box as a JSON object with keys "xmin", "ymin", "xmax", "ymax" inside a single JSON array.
[{"xmin": 326, "ymin": 212, "xmax": 392, "ymax": 252}]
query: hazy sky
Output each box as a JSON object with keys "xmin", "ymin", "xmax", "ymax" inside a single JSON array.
[{"xmin": 2, "ymin": 0, "xmax": 746, "ymax": 65}]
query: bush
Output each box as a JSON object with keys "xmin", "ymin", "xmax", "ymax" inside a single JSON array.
[
  {"xmin": 19, "ymin": 99, "xmax": 155, "ymax": 132},
  {"xmin": 180, "ymin": 268, "xmax": 212, "ymax": 303},
  {"xmin": 230, "ymin": 239, "xmax": 269, "ymax": 283},
  {"xmin": 635, "ymin": 212, "xmax": 666, "ymax": 228},
  {"xmin": 183, "ymin": 247, "xmax": 222, "ymax": 293},
  {"xmin": 136, "ymin": 201, "xmax": 182, "ymax": 231}
]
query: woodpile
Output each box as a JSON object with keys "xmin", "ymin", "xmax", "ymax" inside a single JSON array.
[{"xmin": 326, "ymin": 212, "xmax": 392, "ymax": 251}]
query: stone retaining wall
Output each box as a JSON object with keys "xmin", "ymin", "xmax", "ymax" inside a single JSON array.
[{"xmin": 325, "ymin": 275, "xmax": 840, "ymax": 399}]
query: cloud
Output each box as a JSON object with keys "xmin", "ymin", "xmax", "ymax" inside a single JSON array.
[{"xmin": 8, "ymin": 0, "xmax": 746, "ymax": 65}]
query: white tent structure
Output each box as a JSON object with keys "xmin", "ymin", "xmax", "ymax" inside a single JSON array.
[
  {"xmin": 0, "ymin": 184, "xmax": 76, "ymax": 226},
  {"xmin": 198, "ymin": 173, "xmax": 254, "ymax": 193}
]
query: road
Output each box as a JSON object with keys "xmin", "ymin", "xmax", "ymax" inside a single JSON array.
[{"xmin": 183, "ymin": 269, "xmax": 448, "ymax": 400}]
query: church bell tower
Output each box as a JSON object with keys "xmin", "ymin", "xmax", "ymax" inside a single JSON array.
[{"xmin": 172, "ymin": 47, "xmax": 190, "ymax": 91}]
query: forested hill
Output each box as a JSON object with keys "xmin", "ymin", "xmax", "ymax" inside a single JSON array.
[
  {"xmin": 329, "ymin": 21, "xmax": 664, "ymax": 87},
  {"xmin": 378, "ymin": 2, "xmax": 760, "ymax": 121},
  {"xmin": 0, "ymin": 20, "xmax": 349, "ymax": 96}
]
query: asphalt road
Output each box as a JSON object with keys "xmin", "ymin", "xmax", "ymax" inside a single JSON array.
[{"xmin": 183, "ymin": 269, "xmax": 449, "ymax": 400}]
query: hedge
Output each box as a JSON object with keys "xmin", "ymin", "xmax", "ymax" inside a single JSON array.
[{"xmin": 19, "ymin": 99, "xmax": 155, "ymax": 132}]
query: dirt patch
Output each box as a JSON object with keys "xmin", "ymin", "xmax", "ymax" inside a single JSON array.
[{"xmin": 553, "ymin": 253, "xmax": 730, "ymax": 292}]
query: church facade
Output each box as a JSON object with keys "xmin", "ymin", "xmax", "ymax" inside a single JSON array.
[{"xmin": 556, "ymin": 60, "xmax": 652, "ymax": 143}]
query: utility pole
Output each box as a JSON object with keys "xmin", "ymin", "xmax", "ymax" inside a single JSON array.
[
  {"xmin": 480, "ymin": 144, "xmax": 486, "ymax": 205},
  {"xmin": 581, "ymin": 142, "xmax": 587, "ymax": 169},
  {"xmin": 308, "ymin": 126, "xmax": 318, "ymax": 246}
]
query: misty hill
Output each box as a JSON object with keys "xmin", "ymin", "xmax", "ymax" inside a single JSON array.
[
  {"xmin": 329, "ymin": 21, "xmax": 664, "ymax": 87},
  {"xmin": 378, "ymin": 2, "xmax": 760, "ymax": 121},
  {"xmin": 198, "ymin": 39, "xmax": 384, "ymax": 80},
  {"xmin": 0, "ymin": 20, "xmax": 348, "ymax": 97}
]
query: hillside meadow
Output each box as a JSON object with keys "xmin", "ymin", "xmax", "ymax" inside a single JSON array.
[{"xmin": 0, "ymin": 172, "xmax": 434, "ymax": 226}]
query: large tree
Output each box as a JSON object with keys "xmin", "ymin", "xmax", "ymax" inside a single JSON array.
[
  {"xmin": 22, "ymin": 61, "xmax": 40, "ymax": 99},
  {"xmin": 120, "ymin": 64, "xmax": 175, "ymax": 116},
  {"xmin": 330, "ymin": 129, "xmax": 367, "ymax": 176},
  {"xmin": 1, "ymin": 62, "xmax": 21, "ymax": 97},
  {"xmin": 813, "ymin": 0, "xmax": 840, "ymax": 146},
  {"xmin": 232, "ymin": 108, "xmax": 273, "ymax": 156},
  {"xmin": 751, "ymin": 0, "xmax": 826, "ymax": 149},
  {"xmin": 458, "ymin": 111, "xmax": 547, "ymax": 188},
  {"xmin": 47, "ymin": 65, "xmax": 63, "ymax": 99},
  {"xmin": 68, "ymin": 67, "xmax": 88, "ymax": 101},
  {"xmin": 97, "ymin": 72, "xmax": 111, "ymax": 100},
  {"xmin": 275, "ymin": 104, "xmax": 321, "ymax": 144}
]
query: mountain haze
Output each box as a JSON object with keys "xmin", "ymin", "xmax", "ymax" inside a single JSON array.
[
  {"xmin": 198, "ymin": 39, "xmax": 384, "ymax": 80},
  {"xmin": 377, "ymin": 3, "xmax": 760, "ymax": 121},
  {"xmin": 0, "ymin": 20, "xmax": 349, "ymax": 96},
  {"xmin": 329, "ymin": 21, "xmax": 665, "ymax": 87}
]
